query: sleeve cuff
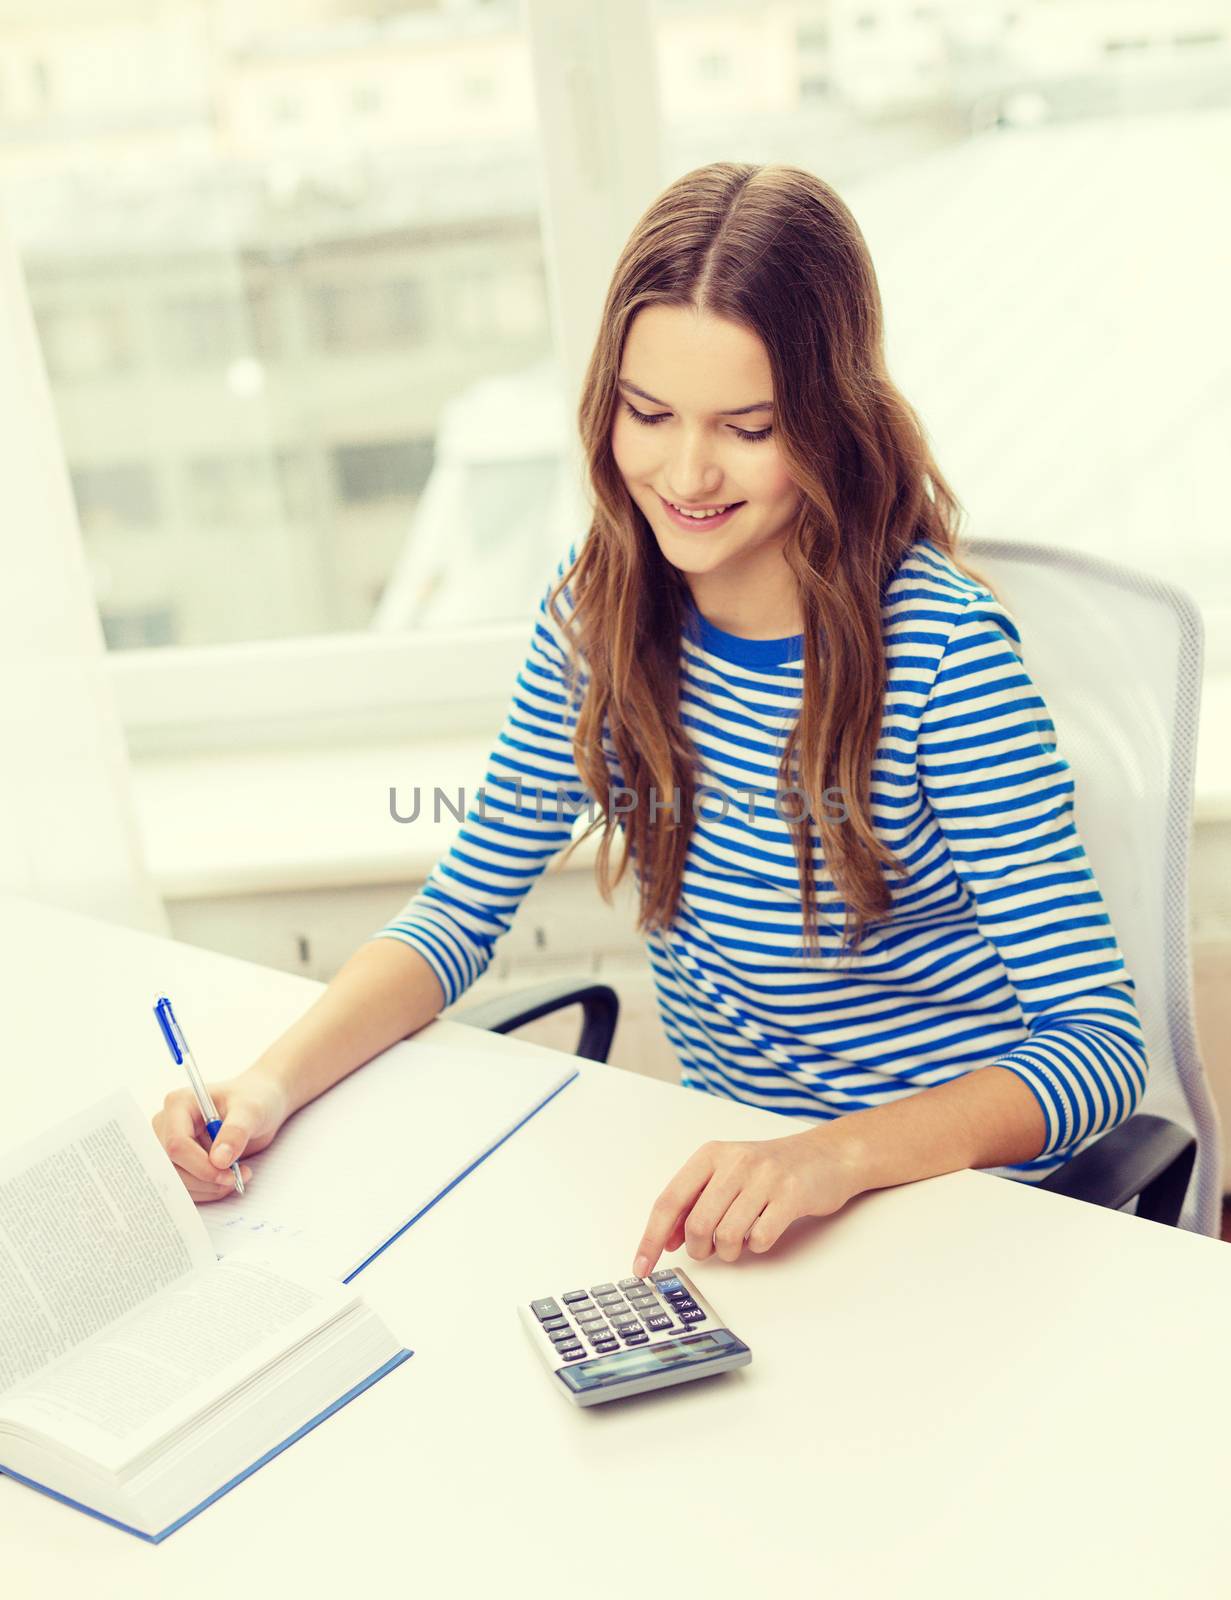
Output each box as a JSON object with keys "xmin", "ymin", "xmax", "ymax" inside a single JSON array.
[
  {"xmin": 366, "ymin": 917, "xmax": 490, "ymax": 1010},
  {"xmin": 994, "ymin": 1055, "xmax": 1072, "ymax": 1158}
]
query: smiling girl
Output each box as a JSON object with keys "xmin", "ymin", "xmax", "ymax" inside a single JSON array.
[{"xmin": 152, "ymin": 163, "xmax": 1147, "ymax": 1276}]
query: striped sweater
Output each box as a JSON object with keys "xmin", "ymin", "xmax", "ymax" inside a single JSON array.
[{"xmin": 371, "ymin": 537, "xmax": 1148, "ymax": 1181}]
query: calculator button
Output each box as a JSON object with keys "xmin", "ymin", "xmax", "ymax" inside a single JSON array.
[
  {"xmin": 576, "ymin": 1308, "xmax": 605, "ymax": 1325},
  {"xmin": 612, "ymin": 1316, "xmax": 640, "ymax": 1332},
  {"xmin": 542, "ymin": 1316, "xmax": 569, "ymax": 1332},
  {"xmin": 652, "ymin": 1276, "xmax": 685, "ymax": 1295},
  {"xmin": 622, "ymin": 1330, "xmax": 649, "ymax": 1345},
  {"xmin": 618, "ymin": 1277, "xmax": 645, "ymax": 1290},
  {"xmin": 549, "ymin": 1328, "xmax": 577, "ymax": 1344},
  {"xmin": 595, "ymin": 1291, "xmax": 623, "ymax": 1306},
  {"xmin": 562, "ymin": 1291, "xmax": 590, "ymax": 1304},
  {"xmin": 650, "ymin": 1269, "xmax": 680, "ymax": 1284},
  {"xmin": 590, "ymin": 1283, "xmax": 617, "ymax": 1296},
  {"xmin": 643, "ymin": 1314, "xmax": 674, "ymax": 1333},
  {"xmin": 673, "ymin": 1298, "xmax": 698, "ymax": 1313},
  {"xmin": 559, "ymin": 1346, "xmax": 587, "ymax": 1361},
  {"xmin": 678, "ymin": 1308, "xmax": 706, "ymax": 1323},
  {"xmin": 531, "ymin": 1298, "xmax": 563, "ymax": 1320},
  {"xmin": 592, "ymin": 1339, "xmax": 619, "ymax": 1354}
]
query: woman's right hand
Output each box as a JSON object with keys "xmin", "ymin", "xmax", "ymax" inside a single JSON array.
[{"xmin": 152, "ymin": 1065, "xmax": 291, "ymax": 1203}]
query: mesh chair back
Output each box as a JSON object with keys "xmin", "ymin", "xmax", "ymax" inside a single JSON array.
[{"xmin": 966, "ymin": 539, "xmax": 1220, "ymax": 1234}]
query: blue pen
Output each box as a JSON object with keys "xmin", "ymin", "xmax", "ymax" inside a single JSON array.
[{"xmin": 153, "ymin": 993, "xmax": 245, "ymax": 1195}]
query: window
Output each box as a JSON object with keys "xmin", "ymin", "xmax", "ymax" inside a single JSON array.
[
  {"xmin": 3, "ymin": 1, "xmax": 558, "ymax": 652},
  {"xmin": 34, "ymin": 302, "xmax": 134, "ymax": 380},
  {"xmin": 4, "ymin": 0, "xmax": 1225, "ymax": 753},
  {"xmin": 71, "ymin": 463, "xmax": 160, "ymax": 535},
  {"xmin": 797, "ymin": 24, "xmax": 830, "ymax": 52},
  {"xmin": 314, "ymin": 278, "xmax": 425, "ymax": 353},
  {"xmin": 101, "ymin": 605, "xmax": 178, "ymax": 650},
  {"xmin": 452, "ymin": 261, "xmax": 546, "ymax": 345},
  {"xmin": 651, "ymin": 0, "xmax": 1231, "ymax": 665},
  {"xmin": 183, "ymin": 454, "xmax": 282, "ymax": 526},
  {"xmin": 333, "ymin": 438, "xmax": 434, "ymax": 505}
]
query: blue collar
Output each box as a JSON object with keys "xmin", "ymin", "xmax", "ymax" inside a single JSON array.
[{"xmin": 683, "ymin": 595, "xmax": 804, "ymax": 669}]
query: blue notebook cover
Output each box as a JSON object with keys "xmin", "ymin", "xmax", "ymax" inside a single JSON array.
[
  {"xmin": 0, "ymin": 1348, "xmax": 412, "ymax": 1543},
  {"xmin": 0, "ymin": 1064, "xmax": 578, "ymax": 1541},
  {"xmin": 340, "ymin": 1065, "xmax": 579, "ymax": 1282}
]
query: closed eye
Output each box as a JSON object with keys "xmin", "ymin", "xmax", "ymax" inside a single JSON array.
[{"xmin": 621, "ymin": 401, "xmax": 773, "ymax": 444}]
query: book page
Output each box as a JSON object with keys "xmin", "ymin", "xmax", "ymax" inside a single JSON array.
[
  {"xmin": 0, "ymin": 1239, "xmax": 357, "ymax": 1473},
  {"xmin": 202, "ymin": 1030, "xmax": 577, "ymax": 1279},
  {"xmin": 0, "ymin": 1089, "xmax": 214, "ymax": 1394}
]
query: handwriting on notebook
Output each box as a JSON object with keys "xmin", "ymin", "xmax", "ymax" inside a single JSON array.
[{"xmin": 212, "ymin": 1213, "xmax": 307, "ymax": 1240}]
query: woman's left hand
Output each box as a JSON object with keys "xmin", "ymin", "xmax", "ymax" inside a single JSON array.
[{"xmin": 631, "ymin": 1126, "xmax": 863, "ymax": 1277}]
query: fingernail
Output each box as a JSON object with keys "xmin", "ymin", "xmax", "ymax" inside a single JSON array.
[
  {"xmin": 633, "ymin": 1254, "xmax": 650, "ymax": 1277},
  {"xmin": 212, "ymin": 1143, "xmax": 233, "ymax": 1166}
]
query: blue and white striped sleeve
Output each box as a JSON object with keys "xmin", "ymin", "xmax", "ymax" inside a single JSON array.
[
  {"xmin": 368, "ymin": 544, "xmax": 594, "ymax": 1008},
  {"xmin": 916, "ymin": 596, "xmax": 1149, "ymax": 1169}
]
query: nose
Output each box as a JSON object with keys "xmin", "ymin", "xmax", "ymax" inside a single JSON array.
[{"xmin": 662, "ymin": 431, "xmax": 727, "ymax": 504}]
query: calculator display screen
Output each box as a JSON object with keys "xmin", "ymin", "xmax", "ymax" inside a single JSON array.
[{"xmin": 556, "ymin": 1329, "xmax": 746, "ymax": 1394}]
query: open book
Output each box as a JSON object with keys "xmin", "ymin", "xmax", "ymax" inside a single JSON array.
[{"xmin": 0, "ymin": 1092, "xmax": 410, "ymax": 1543}]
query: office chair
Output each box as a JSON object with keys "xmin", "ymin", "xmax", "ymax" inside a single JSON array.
[{"xmin": 453, "ymin": 540, "xmax": 1220, "ymax": 1235}]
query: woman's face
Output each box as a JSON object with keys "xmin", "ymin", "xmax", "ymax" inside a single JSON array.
[{"xmin": 611, "ymin": 305, "xmax": 801, "ymax": 585}]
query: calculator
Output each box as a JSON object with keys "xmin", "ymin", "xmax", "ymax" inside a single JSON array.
[{"xmin": 519, "ymin": 1267, "xmax": 752, "ymax": 1406}]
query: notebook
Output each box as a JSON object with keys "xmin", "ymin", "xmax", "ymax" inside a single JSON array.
[
  {"xmin": 0, "ymin": 1091, "xmax": 410, "ymax": 1543},
  {"xmin": 201, "ymin": 1027, "xmax": 581, "ymax": 1280}
]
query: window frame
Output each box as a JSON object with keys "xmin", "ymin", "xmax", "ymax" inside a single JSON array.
[{"xmin": 38, "ymin": 0, "xmax": 662, "ymax": 758}]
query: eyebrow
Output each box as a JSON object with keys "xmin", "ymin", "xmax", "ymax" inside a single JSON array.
[{"xmin": 617, "ymin": 378, "xmax": 773, "ymax": 417}]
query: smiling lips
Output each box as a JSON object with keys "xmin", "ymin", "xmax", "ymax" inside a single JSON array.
[{"xmin": 659, "ymin": 493, "xmax": 745, "ymax": 528}]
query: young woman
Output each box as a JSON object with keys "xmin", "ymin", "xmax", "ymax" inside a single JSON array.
[{"xmin": 152, "ymin": 162, "xmax": 1147, "ymax": 1277}]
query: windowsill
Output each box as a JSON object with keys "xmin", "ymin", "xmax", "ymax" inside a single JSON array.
[
  {"xmin": 130, "ymin": 737, "xmax": 603, "ymax": 900},
  {"xmin": 131, "ymin": 677, "xmax": 1231, "ymax": 901}
]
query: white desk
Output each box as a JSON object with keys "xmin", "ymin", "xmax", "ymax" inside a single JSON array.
[{"xmin": 3, "ymin": 894, "xmax": 1229, "ymax": 1599}]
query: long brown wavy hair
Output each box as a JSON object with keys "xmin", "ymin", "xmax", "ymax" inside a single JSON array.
[{"xmin": 548, "ymin": 161, "xmax": 989, "ymax": 959}]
